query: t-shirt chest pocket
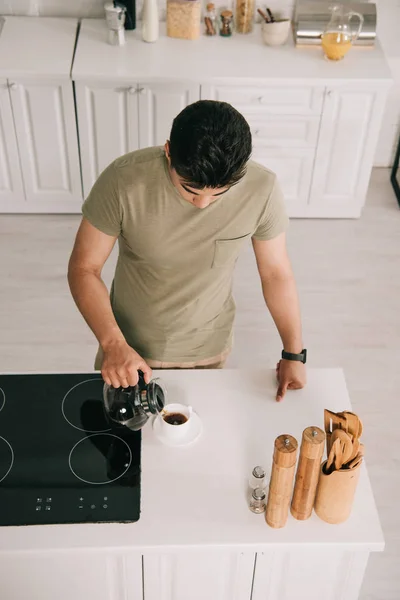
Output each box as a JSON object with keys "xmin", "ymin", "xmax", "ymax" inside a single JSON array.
[{"xmin": 212, "ymin": 233, "xmax": 252, "ymax": 269}]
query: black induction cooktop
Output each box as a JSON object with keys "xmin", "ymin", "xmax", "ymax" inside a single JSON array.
[{"xmin": 0, "ymin": 373, "xmax": 141, "ymax": 526}]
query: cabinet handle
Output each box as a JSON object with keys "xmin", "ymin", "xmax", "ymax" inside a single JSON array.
[
  {"xmin": 257, "ymin": 96, "xmax": 263, "ymax": 103},
  {"xmin": 128, "ymin": 87, "xmax": 137, "ymax": 95},
  {"xmin": 9, "ymin": 82, "xmax": 18, "ymax": 91},
  {"xmin": 253, "ymin": 129, "xmax": 260, "ymax": 136},
  {"xmin": 138, "ymin": 87, "xmax": 146, "ymax": 94}
]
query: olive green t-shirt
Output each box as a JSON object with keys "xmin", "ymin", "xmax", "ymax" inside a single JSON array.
[{"xmin": 82, "ymin": 147, "xmax": 288, "ymax": 363}]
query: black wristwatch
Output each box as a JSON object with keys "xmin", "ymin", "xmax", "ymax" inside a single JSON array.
[{"xmin": 281, "ymin": 348, "xmax": 307, "ymax": 364}]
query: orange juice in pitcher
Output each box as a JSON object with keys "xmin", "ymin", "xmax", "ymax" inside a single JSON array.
[{"xmin": 321, "ymin": 4, "xmax": 364, "ymax": 61}]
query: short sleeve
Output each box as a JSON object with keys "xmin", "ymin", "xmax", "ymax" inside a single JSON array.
[
  {"xmin": 82, "ymin": 162, "xmax": 122, "ymax": 237},
  {"xmin": 252, "ymin": 175, "xmax": 289, "ymax": 241}
]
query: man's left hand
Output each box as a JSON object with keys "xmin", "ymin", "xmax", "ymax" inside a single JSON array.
[{"xmin": 276, "ymin": 359, "xmax": 306, "ymax": 402}]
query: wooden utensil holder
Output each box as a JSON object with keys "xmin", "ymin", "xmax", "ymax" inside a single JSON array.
[
  {"xmin": 314, "ymin": 460, "xmax": 361, "ymax": 524},
  {"xmin": 265, "ymin": 434, "xmax": 298, "ymax": 529},
  {"xmin": 291, "ymin": 426, "xmax": 325, "ymax": 521}
]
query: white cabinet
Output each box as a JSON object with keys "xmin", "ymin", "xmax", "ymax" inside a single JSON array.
[
  {"xmin": 0, "ymin": 552, "xmax": 143, "ymax": 600},
  {"xmin": 76, "ymin": 81, "xmax": 200, "ymax": 197},
  {"xmin": 201, "ymin": 83, "xmax": 324, "ymax": 116},
  {"xmin": 8, "ymin": 79, "xmax": 82, "ymax": 213},
  {"xmin": 143, "ymin": 552, "xmax": 255, "ymax": 600},
  {"xmin": 75, "ymin": 82, "xmax": 140, "ymax": 198},
  {"xmin": 252, "ymin": 550, "xmax": 369, "ymax": 600},
  {"xmin": 0, "ymin": 80, "xmax": 24, "ymax": 209},
  {"xmin": 309, "ymin": 85, "xmax": 388, "ymax": 218},
  {"xmin": 252, "ymin": 147, "xmax": 315, "ymax": 214},
  {"xmin": 139, "ymin": 82, "xmax": 199, "ymax": 149}
]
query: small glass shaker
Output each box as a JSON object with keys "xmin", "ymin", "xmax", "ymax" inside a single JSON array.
[
  {"xmin": 249, "ymin": 466, "xmax": 266, "ymax": 490},
  {"xmin": 249, "ymin": 487, "xmax": 266, "ymax": 514},
  {"xmin": 220, "ymin": 10, "xmax": 233, "ymax": 37},
  {"xmin": 205, "ymin": 3, "xmax": 217, "ymax": 36}
]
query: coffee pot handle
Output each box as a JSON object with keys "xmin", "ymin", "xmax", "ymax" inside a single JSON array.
[{"xmin": 348, "ymin": 11, "xmax": 364, "ymax": 42}]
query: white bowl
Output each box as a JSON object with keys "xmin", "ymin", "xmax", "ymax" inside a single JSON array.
[{"xmin": 261, "ymin": 20, "xmax": 291, "ymax": 46}]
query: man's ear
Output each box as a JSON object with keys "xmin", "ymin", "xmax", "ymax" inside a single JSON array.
[{"xmin": 164, "ymin": 141, "xmax": 171, "ymax": 163}]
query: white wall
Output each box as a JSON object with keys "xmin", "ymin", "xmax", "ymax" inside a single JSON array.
[{"xmin": 0, "ymin": 0, "xmax": 399, "ymax": 165}]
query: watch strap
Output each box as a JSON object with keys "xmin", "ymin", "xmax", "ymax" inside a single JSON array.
[{"xmin": 281, "ymin": 348, "xmax": 307, "ymax": 364}]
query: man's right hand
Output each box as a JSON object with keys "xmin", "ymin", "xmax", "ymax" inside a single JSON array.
[{"xmin": 101, "ymin": 340, "xmax": 152, "ymax": 389}]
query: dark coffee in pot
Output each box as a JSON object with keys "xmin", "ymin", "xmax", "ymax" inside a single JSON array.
[{"xmin": 163, "ymin": 412, "xmax": 188, "ymax": 426}]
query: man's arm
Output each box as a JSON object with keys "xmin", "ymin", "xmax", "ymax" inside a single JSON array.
[
  {"xmin": 68, "ymin": 218, "xmax": 152, "ymax": 388},
  {"xmin": 252, "ymin": 232, "xmax": 306, "ymax": 400}
]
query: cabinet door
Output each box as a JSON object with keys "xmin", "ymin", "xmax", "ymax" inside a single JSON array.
[
  {"xmin": 309, "ymin": 85, "xmax": 388, "ymax": 218},
  {"xmin": 138, "ymin": 82, "xmax": 200, "ymax": 149},
  {"xmin": 252, "ymin": 147, "xmax": 315, "ymax": 217},
  {"xmin": 143, "ymin": 552, "xmax": 255, "ymax": 600},
  {"xmin": 9, "ymin": 79, "xmax": 82, "ymax": 213},
  {"xmin": 252, "ymin": 550, "xmax": 369, "ymax": 600},
  {"xmin": 0, "ymin": 552, "xmax": 143, "ymax": 600},
  {"xmin": 75, "ymin": 82, "xmax": 140, "ymax": 197},
  {"xmin": 0, "ymin": 80, "xmax": 24, "ymax": 211}
]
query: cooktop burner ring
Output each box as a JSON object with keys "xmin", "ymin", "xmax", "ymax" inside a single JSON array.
[
  {"xmin": 68, "ymin": 433, "xmax": 132, "ymax": 485},
  {"xmin": 62, "ymin": 378, "xmax": 111, "ymax": 433},
  {"xmin": 0, "ymin": 388, "xmax": 5, "ymax": 413},
  {"xmin": 0, "ymin": 436, "xmax": 14, "ymax": 483}
]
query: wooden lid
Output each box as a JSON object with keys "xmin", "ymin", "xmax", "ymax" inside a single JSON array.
[
  {"xmin": 221, "ymin": 10, "xmax": 233, "ymax": 17},
  {"xmin": 273, "ymin": 434, "xmax": 298, "ymax": 467},
  {"xmin": 301, "ymin": 426, "xmax": 325, "ymax": 459},
  {"xmin": 206, "ymin": 3, "xmax": 215, "ymax": 10}
]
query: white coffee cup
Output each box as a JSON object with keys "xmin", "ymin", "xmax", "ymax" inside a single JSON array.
[{"xmin": 160, "ymin": 403, "xmax": 193, "ymax": 440}]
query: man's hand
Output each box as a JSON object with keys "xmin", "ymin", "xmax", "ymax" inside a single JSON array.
[
  {"xmin": 101, "ymin": 340, "xmax": 152, "ymax": 389},
  {"xmin": 276, "ymin": 359, "xmax": 306, "ymax": 402}
]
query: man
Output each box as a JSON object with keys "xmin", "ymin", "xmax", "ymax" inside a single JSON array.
[{"xmin": 68, "ymin": 100, "xmax": 306, "ymax": 401}]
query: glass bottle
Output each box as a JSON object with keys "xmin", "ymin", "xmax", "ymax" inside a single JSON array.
[
  {"xmin": 235, "ymin": 0, "xmax": 254, "ymax": 34},
  {"xmin": 204, "ymin": 3, "xmax": 217, "ymax": 36},
  {"xmin": 321, "ymin": 4, "xmax": 364, "ymax": 61},
  {"xmin": 219, "ymin": 10, "xmax": 233, "ymax": 37},
  {"xmin": 142, "ymin": 0, "xmax": 159, "ymax": 42},
  {"xmin": 249, "ymin": 488, "xmax": 266, "ymax": 514},
  {"xmin": 249, "ymin": 466, "xmax": 267, "ymax": 490}
]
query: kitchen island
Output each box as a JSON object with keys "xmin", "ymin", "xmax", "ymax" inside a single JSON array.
[{"xmin": 0, "ymin": 369, "xmax": 383, "ymax": 600}]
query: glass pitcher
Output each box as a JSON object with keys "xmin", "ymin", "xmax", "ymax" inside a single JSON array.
[{"xmin": 321, "ymin": 4, "xmax": 364, "ymax": 61}]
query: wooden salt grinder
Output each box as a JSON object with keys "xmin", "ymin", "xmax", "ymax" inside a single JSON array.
[
  {"xmin": 291, "ymin": 426, "xmax": 325, "ymax": 521},
  {"xmin": 265, "ymin": 434, "xmax": 298, "ymax": 529}
]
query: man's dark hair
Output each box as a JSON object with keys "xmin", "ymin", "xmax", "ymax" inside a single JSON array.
[{"xmin": 169, "ymin": 100, "xmax": 252, "ymax": 189}]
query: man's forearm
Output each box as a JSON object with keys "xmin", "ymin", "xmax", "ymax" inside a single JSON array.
[
  {"xmin": 261, "ymin": 273, "xmax": 303, "ymax": 353},
  {"xmin": 68, "ymin": 267, "xmax": 125, "ymax": 350}
]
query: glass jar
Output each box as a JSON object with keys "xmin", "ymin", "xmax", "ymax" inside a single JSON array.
[
  {"xmin": 220, "ymin": 10, "xmax": 233, "ymax": 37},
  {"xmin": 249, "ymin": 466, "xmax": 266, "ymax": 490},
  {"xmin": 249, "ymin": 488, "xmax": 266, "ymax": 514},
  {"xmin": 167, "ymin": 0, "xmax": 201, "ymax": 40},
  {"xmin": 235, "ymin": 0, "xmax": 254, "ymax": 34},
  {"xmin": 204, "ymin": 2, "xmax": 217, "ymax": 36}
]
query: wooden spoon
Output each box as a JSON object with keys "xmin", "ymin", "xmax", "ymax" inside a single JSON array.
[
  {"xmin": 330, "ymin": 429, "xmax": 353, "ymax": 469},
  {"xmin": 342, "ymin": 411, "xmax": 363, "ymax": 440}
]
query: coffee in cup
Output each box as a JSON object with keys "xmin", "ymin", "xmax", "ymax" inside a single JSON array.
[{"xmin": 159, "ymin": 403, "xmax": 192, "ymax": 440}]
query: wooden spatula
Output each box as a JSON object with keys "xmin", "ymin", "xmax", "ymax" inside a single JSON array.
[{"xmin": 324, "ymin": 409, "xmax": 349, "ymax": 454}]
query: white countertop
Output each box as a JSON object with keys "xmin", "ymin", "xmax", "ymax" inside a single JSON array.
[
  {"xmin": 0, "ymin": 17, "xmax": 78, "ymax": 80},
  {"xmin": 0, "ymin": 368, "xmax": 384, "ymax": 554},
  {"xmin": 72, "ymin": 19, "xmax": 392, "ymax": 85}
]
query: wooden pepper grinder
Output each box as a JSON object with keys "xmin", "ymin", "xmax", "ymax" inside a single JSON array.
[
  {"xmin": 291, "ymin": 426, "xmax": 325, "ymax": 521},
  {"xmin": 265, "ymin": 434, "xmax": 298, "ymax": 528}
]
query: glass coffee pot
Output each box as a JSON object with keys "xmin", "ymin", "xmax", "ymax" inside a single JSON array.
[
  {"xmin": 321, "ymin": 4, "xmax": 364, "ymax": 61},
  {"xmin": 103, "ymin": 371, "xmax": 166, "ymax": 432}
]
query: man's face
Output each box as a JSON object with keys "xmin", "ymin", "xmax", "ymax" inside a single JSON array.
[
  {"xmin": 169, "ymin": 168, "xmax": 230, "ymax": 209},
  {"xmin": 165, "ymin": 141, "xmax": 230, "ymax": 209}
]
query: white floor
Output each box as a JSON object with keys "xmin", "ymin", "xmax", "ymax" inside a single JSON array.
[{"xmin": 0, "ymin": 168, "xmax": 399, "ymax": 599}]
